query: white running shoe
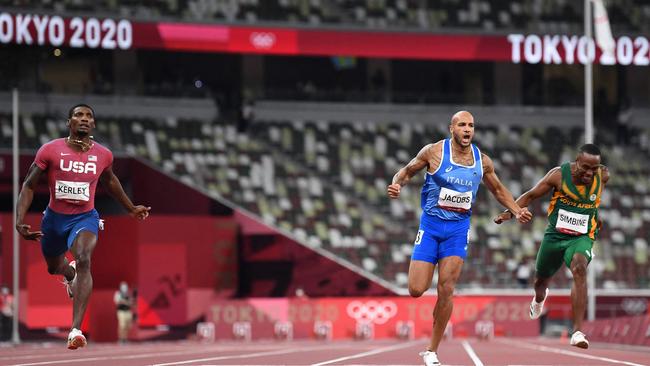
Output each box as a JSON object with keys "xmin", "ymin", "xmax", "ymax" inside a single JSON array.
[
  {"xmin": 529, "ymin": 288, "xmax": 549, "ymax": 319},
  {"xmin": 419, "ymin": 350, "xmax": 441, "ymax": 366},
  {"xmin": 67, "ymin": 328, "xmax": 87, "ymax": 350},
  {"xmin": 570, "ymin": 330, "xmax": 589, "ymax": 349},
  {"xmin": 64, "ymin": 260, "xmax": 76, "ymax": 299}
]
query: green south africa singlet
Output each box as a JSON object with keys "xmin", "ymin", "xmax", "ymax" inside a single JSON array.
[{"xmin": 545, "ymin": 162, "xmax": 602, "ymax": 240}]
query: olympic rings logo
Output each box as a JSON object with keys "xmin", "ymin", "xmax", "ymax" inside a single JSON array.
[
  {"xmin": 250, "ymin": 32, "xmax": 276, "ymax": 49},
  {"xmin": 346, "ymin": 300, "xmax": 398, "ymax": 324}
]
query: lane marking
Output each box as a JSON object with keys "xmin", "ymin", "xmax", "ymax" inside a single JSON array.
[
  {"xmin": 9, "ymin": 347, "xmax": 270, "ymax": 366},
  {"xmin": 310, "ymin": 339, "xmax": 423, "ymax": 366},
  {"xmin": 152, "ymin": 345, "xmax": 344, "ymax": 366},
  {"xmin": 497, "ymin": 339, "xmax": 646, "ymax": 366},
  {"xmin": 461, "ymin": 340, "xmax": 484, "ymax": 366}
]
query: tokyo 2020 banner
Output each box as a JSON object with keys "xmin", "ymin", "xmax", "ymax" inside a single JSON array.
[
  {"xmin": 1, "ymin": 12, "xmax": 649, "ymax": 65},
  {"xmin": 206, "ymin": 296, "xmax": 539, "ymax": 340}
]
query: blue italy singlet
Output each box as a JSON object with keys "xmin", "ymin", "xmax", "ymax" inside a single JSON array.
[
  {"xmin": 411, "ymin": 139, "xmax": 483, "ymax": 264},
  {"xmin": 421, "ymin": 139, "xmax": 483, "ymax": 220}
]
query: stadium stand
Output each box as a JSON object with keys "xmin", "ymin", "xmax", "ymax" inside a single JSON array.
[
  {"xmin": 3, "ymin": 0, "xmax": 649, "ymax": 32},
  {"xmin": 2, "ymin": 110, "xmax": 647, "ymax": 289}
]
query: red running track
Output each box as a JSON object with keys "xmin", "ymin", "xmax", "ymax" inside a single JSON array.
[{"xmin": 0, "ymin": 337, "xmax": 648, "ymax": 366}]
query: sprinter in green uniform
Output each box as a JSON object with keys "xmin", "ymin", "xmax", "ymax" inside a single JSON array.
[{"xmin": 494, "ymin": 144, "xmax": 608, "ymax": 349}]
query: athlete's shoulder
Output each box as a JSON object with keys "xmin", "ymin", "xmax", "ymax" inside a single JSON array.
[
  {"xmin": 545, "ymin": 166, "xmax": 563, "ymax": 186},
  {"xmin": 36, "ymin": 138, "xmax": 64, "ymax": 154},
  {"xmin": 92, "ymin": 141, "xmax": 113, "ymax": 155},
  {"xmin": 431, "ymin": 139, "xmax": 447, "ymax": 150},
  {"xmin": 425, "ymin": 140, "xmax": 444, "ymax": 156},
  {"xmin": 42, "ymin": 138, "xmax": 66, "ymax": 148}
]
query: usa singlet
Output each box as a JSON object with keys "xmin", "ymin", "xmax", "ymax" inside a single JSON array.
[
  {"xmin": 35, "ymin": 138, "xmax": 113, "ymax": 214},
  {"xmin": 34, "ymin": 138, "xmax": 112, "ymax": 257}
]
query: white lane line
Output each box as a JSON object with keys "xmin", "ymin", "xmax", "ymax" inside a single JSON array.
[
  {"xmin": 152, "ymin": 345, "xmax": 343, "ymax": 366},
  {"xmin": 461, "ymin": 340, "xmax": 484, "ymax": 366},
  {"xmin": 310, "ymin": 339, "xmax": 423, "ymax": 366},
  {"xmin": 8, "ymin": 347, "xmax": 251, "ymax": 366},
  {"xmin": 1, "ymin": 344, "xmax": 291, "ymax": 362},
  {"xmin": 497, "ymin": 339, "xmax": 646, "ymax": 366},
  {"xmin": 1, "ymin": 346, "xmax": 208, "ymax": 361}
]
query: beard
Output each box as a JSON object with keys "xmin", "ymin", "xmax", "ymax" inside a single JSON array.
[{"xmin": 453, "ymin": 133, "xmax": 471, "ymax": 147}]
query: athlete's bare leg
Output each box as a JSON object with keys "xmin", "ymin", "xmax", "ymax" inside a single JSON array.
[
  {"xmin": 70, "ymin": 231, "xmax": 97, "ymax": 330},
  {"xmin": 569, "ymin": 254, "xmax": 589, "ymax": 332},
  {"xmin": 408, "ymin": 259, "xmax": 435, "ymax": 297},
  {"xmin": 44, "ymin": 255, "xmax": 75, "ymax": 282},
  {"xmin": 429, "ymin": 256, "xmax": 463, "ymax": 352},
  {"xmin": 533, "ymin": 275, "xmax": 552, "ymax": 303}
]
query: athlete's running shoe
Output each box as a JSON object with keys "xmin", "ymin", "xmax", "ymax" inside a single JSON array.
[
  {"xmin": 529, "ymin": 288, "xmax": 549, "ymax": 319},
  {"xmin": 67, "ymin": 328, "xmax": 87, "ymax": 350},
  {"xmin": 64, "ymin": 260, "xmax": 76, "ymax": 298},
  {"xmin": 570, "ymin": 330, "xmax": 589, "ymax": 349},
  {"xmin": 419, "ymin": 350, "xmax": 441, "ymax": 366}
]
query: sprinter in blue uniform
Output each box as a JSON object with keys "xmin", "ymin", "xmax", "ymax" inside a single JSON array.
[{"xmin": 387, "ymin": 111, "xmax": 532, "ymax": 366}]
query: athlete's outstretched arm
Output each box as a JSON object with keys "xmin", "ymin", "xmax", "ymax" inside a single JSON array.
[
  {"xmin": 481, "ymin": 154, "xmax": 532, "ymax": 223},
  {"xmin": 494, "ymin": 167, "xmax": 559, "ymax": 224},
  {"xmin": 387, "ymin": 143, "xmax": 433, "ymax": 199},
  {"xmin": 15, "ymin": 163, "xmax": 44, "ymax": 241},
  {"xmin": 99, "ymin": 165, "xmax": 151, "ymax": 220}
]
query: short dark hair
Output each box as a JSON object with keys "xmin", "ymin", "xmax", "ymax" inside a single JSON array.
[
  {"xmin": 68, "ymin": 104, "xmax": 94, "ymax": 119},
  {"xmin": 579, "ymin": 143, "xmax": 601, "ymax": 156}
]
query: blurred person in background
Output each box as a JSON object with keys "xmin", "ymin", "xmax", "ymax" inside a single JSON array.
[
  {"xmin": 495, "ymin": 144, "xmax": 608, "ymax": 349},
  {"xmin": 515, "ymin": 258, "xmax": 533, "ymax": 288},
  {"xmin": 114, "ymin": 281, "xmax": 135, "ymax": 343},
  {"xmin": 388, "ymin": 110, "xmax": 532, "ymax": 366},
  {"xmin": 0, "ymin": 285, "xmax": 14, "ymax": 341},
  {"xmin": 15, "ymin": 104, "xmax": 151, "ymax": 350}
]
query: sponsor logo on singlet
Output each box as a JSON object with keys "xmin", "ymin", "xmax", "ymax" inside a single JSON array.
[
  {"xmin": 555, "ymin": 208, "xmax": 589, "ymax": 235},
  {"xmin": 437, "ymin": 187, "xmax": 472, "ymax": 212},
  {"xmin": 60, "ymin": 159, "xmax": 97, "ymax": 174}
]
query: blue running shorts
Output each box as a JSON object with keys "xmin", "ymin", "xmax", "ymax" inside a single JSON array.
[
  {"xmin": 411, "ymin": 213, "xmax": 471, "ymax": 264},
  {"xmin": 40, "ymin": 207, "xmax": 100, "ymax": 257}
]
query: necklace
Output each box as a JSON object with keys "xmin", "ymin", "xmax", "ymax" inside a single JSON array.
[{"xmin": 66, "ymin": 136, "xmax": 94, "ymax": 152}]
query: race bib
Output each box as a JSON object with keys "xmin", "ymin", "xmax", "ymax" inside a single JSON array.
[
  {"xmin": 555, "ymin": 209, "xmax": 589, "ymax": 235},
  {"xmin": 55, "ymin": 180, "xmax": 90, "ymax": 202},
  {"xmin": 437, "ymin": 187, "xmax": 472, "ymax": 212}
]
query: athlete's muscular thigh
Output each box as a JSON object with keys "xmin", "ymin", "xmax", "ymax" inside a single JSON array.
[
  {"xmin": 408, "ymin": 260, "xmax": 435, "ymax": 297},
  {"xmin": 436, "ymin": 256, "xmax": 464, "ymax": 296},
  {"xmin": 71, "ymin": 231, "xmax": 98, "ymax": 269}
]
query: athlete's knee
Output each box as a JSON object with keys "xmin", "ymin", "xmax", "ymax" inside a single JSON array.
[
  {"xmin": 408, "ymin": 285, "xmax": 426, "ymax": 298},
  {"xmin": 47, "ymin": 264, "xmax": 61, "ymax": 275},
  {"xmin": 437, "ymin": 281, "xmax": 456, "ymax": 299},
  {"xmin": 571, "ymin": 262, "xmax": 588, "ymax": 278},
  {"xmin": 74, "ymin": 252, "xmax": 92, "ymax": 271},
  {"xmin": 534, "ymin": 276, "xmax": 550, "ymax": 287}
]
